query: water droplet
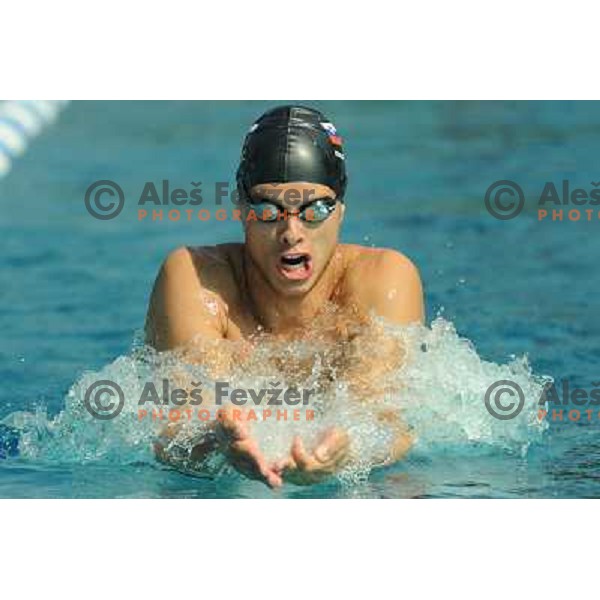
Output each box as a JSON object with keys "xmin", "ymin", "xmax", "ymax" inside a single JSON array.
[{"xmin": 204, "ymin": 299, "xmax": 218, "ymax": 316}]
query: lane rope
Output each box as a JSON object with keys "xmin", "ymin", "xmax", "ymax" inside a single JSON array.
[{"xmin": 0, "ymin": 100, "xmax": 70, "ymax": 179}]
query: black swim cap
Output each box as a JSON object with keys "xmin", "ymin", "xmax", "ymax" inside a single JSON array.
[{"xmin": 236, "ymin": 105, "xmax": 347, "ymax": 202}]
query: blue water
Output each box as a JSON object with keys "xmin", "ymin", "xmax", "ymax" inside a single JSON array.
[{"xmin": 2, "ymin": 100, "xmax": 599, "ymax": 498}]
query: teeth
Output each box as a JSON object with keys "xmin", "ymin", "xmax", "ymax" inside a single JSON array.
[
  {"xmin": 281, "ymin": 254, "xmax": 308, "ymax": 270},
  {"xmin": 282, "ymin": 254, "xmax": 306, "ymax": 264}
]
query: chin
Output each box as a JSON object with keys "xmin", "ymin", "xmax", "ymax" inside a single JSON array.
[{"xmin": 271, "ymin": 277, "xmax": 314, "ymax": 297}]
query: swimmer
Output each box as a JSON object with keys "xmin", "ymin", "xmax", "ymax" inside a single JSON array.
[{"xmin": 144, "ymin": 105, "xmax": 425, "ymax": 488}]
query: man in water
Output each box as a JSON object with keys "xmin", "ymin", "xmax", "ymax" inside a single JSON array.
[{"xmin": 144, "ymin": 105, "xmax": 424, "ymax": 488}]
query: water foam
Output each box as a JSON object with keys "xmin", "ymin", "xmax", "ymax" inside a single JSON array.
[{"xmin": 2, "ymin": 317, "xmax": 550, "ymax": 486}]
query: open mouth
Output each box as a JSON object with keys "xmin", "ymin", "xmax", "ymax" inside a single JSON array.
[{"xmin": 278, "ymin": 253, "xmax": 313, "ymax": 280}]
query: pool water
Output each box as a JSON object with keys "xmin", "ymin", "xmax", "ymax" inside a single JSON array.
[{"xmin": 2, "ymin": 100, "xmax": 599, "ymax": 498}]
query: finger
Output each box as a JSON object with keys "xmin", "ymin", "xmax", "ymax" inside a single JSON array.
[
  {"xmin": 229, "ymin": 441, "xmax": 260, "ymax": 474},
  {"xmin": 249, "ymin": 446, "xmax": 282, "ymax": 488},
  {"xmin": 314, "ymin": 429, "xmax": 350, "ymax": 464},
  {"xmin": 218, "ymin": 411, "xmax": 249, "ymax": 441},
  {"xmin": 313, "ymin": 429, "xmax": 338, "ymax": 463},
  {"xmin": 254, "ymin": 460, "xmax": 282, "ymax": 488},
  {"xmin": 291, "ymin": 436, "xmax": 314, "ymax": 471},
  {"xmin": 272, "ymin": 456, "xmax": 296, "ymax": 474},
  {"xmin": 231, "ymin": 451, "xmax": 281, "ymax": 488},
  {"xmin": 271, "ymin": 459, "xmax": 285, "ymax": 473},
  {"xmin": 233, "ymin": 439, "xmax": 282, "ymax": 489},
  {"xmin": 264, "ymin": 469, "xmax": 283, "ymax": 489}
]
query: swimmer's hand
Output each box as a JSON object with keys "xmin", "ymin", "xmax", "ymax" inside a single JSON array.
[
  {"xmin": 217, "ymin": 409, "xmax": 283, "ymax": 489},
  {"xmin": 272, "ymin": 428, "xmax": 351, "ymax": 486}
]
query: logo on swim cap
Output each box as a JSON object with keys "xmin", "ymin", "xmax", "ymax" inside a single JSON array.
[
  {"xmin": 320, "ymin": 122, "xmax": 343, "ymax": 147},
  {"xmin": 320, "ymin": 122, "xmax": 337, "ymax": 135}
]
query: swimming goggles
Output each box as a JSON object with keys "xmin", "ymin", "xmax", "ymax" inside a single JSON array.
[{"xmin": 247, "ymin": 198, "xmax": 339, "ymax": 223}]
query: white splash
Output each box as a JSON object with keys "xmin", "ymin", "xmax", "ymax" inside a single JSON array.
[{"xmin": 3, "ymin": 317, "xmax": 550, "ymax": 487}]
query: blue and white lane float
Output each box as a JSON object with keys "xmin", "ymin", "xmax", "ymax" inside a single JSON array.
[{"xmin": 0, "ymin": 100, "xmax": 69, "ymax": 179}]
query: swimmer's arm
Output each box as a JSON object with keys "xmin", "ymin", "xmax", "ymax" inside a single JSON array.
[
  {"xmin": 144, "ymin": 246, "xmax": 226, "ymax": 348},
  {"xmin": 144, "ymin": 247, "xmax": 261, "ymax": 472},
  {"xmin": 333, "ymin": 249, "xmax": 424, "ymax": 386},
  {"xmin": 144, "ymin": 246, "xmax": 252, "ymax": 374},
  {"xmin": 154, "ymin": 388, "xmax": 283, "ymax": 488},
  {"xmin": 356, "ymin": 249, "xmax": 425, "ymax": 326},
  {"xmin": 327, "ymin": 250, "xmax": 424, "ymax": 468}
]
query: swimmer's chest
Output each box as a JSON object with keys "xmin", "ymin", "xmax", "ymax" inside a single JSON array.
[{"xmin": 223, "ymin": 299, "xmax": 369, "ymax": 345}]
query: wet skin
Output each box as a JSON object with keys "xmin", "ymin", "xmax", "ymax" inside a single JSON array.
[{"xmin": 145, "ymin": 182, "xmax": 425, "ymax": 488}]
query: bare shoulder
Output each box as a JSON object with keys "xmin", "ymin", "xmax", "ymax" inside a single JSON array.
[
  {"xmin": 161, "ymin": 243, "xmax": 241, "ymax": 293},
  {"xmin": 145, "ymin": 243, "xmax": 243, "ymax": 350},
  {"xmin": 341, "ymin": 243, "xmax": 421, "ymax": 282},
  {"xmin": 338, "ymin": 244, "xmax": 424, "ymax": 325},
  {"xmin": 155, "ymin": 243, "xmax": 240, "ymax": 311}
]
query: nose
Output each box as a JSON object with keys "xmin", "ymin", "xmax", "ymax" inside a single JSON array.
[{"xmin": 278, "ymin": 213, "xmax": 305, "ymax": 247}]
